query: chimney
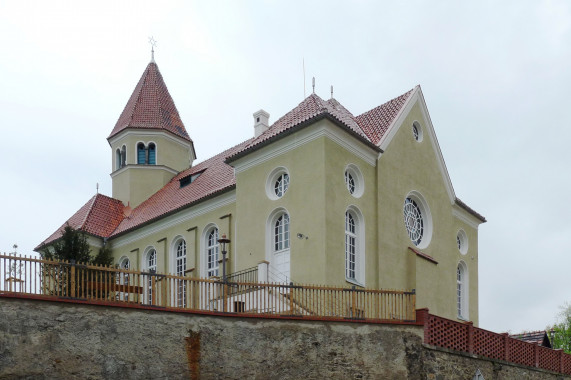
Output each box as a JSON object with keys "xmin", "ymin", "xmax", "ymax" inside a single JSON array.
[{"xmin": 253, "ymin": 109, "xmax": 270, "ymax": 138}]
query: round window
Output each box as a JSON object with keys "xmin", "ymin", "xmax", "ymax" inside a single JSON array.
[
  {"xmin": 412, "ymin": 121, "xmax": 423, "ymax": 142},
  {"xmin": 344, "ymin": 164, "xmax": 364, "ymax": 198},
  {"xmin": 403, "ymin": 192, "xmax": 432, "ymax": 248},
  {"xmin": 266, "ymin": 167, "xmax": 290, "ymax": 200},
  {"xmin": 457, "ymin": 230, "xmax": 468, "ymax": 255}
]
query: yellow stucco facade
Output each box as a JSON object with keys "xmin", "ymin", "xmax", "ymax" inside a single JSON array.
[
  {"xmin": 102, "ymin": 93, "xmax": 483, "ymax": 325},
  {"xmin": 39, "ymin": 63, "xmax": 484, "ymax": 325}
]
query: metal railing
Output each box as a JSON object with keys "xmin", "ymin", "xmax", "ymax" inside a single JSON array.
[
  {"xmin": 0, "ymin": 254, "xmax": 416, "ymax": 322},
  {"xmin": 225, "ymin": 266, "xmax": 258, "ymax": 284}
]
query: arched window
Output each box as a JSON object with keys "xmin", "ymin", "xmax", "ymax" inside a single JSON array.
[
  {"xmin": 403, "ymin": 191, "xmax": 433, "ymax": 249},
  {"xmin": 121, "ymin": 145, "xmax": 127, "ymax": 167},
  {"xmin": 115, "ymin": 148, "xmax": 122, "ymax": 170},
  {"xmin": 148, "ymin": 143, "xmax": 156, "ymax": 165},
  {"xmin": 345, "ymin": 211, "xmax": 357, "ymax": 280},
  {"xmin": 274, "ymin": 214, "xmax": 290, "ymax": 252},
  {"xmin": 174, "ymin": 239, "xmax": 187, "ymax": 307},
  {"xmin": 117, "ymin": 257, "xmax": 131, "ymax": 301},
  {"xmin": 137, "ymin": 143, "xmax": 146, "ymax": 164},
  {"xmin": 345, "ymin": 207, "xmax": 364, "ymax": 285},
  {"xmin": 265, "ymin": 211, "xmax": 291, "ymax": 282},
  {"xmin": 457, "ymin": 261, "xmax": 468, "ymax": 319},
  {"xmin": 206, "ymin": 227, "xmax": 219, "ymax": 278},
  {"xmin": 145, "ymin": 248, "xmax": 157, "ymax": 305}
]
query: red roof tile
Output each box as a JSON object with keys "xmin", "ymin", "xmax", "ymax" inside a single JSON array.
[
  {"xmin": 228, "ymin": 94, "xmax": 372, "ymax": 161},
  {"xmin": 36, "ymin": 194, "xmax": 125, "ymax": 249},
  {"xmin": 510, "ymin": 331, "xmax": 552, "ymax": 348},
  {"xmin": 355, "ymin": 88, "xmax": 415, "ymax": 145},
  {"xmin": 111, "ymin": 139, "xmax": 254, "ymax": 236},
  {"xmin": 108, "ymin": 62, "xmax": 192, "ymax": 142},
  {"xmin": 39, "ymin": 87, "xmax": 424, "ymax": 246}
]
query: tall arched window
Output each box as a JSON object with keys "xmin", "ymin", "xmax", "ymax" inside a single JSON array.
[
  {"xmin": 345, "ymin": 211, "xmax": 357, "ymax": 280},
  {"xmin": 117, "ymin": 257, "xmax": 130, "ymax": 301},
  {"xmin": 174, "ymin": 239, "xmax": 187, "ymax": 307},
  {"xmin": 120, "ymin": 145, "xmax": 127, "ymax": 167},
  {"xmin": 271, "ymin": 212, "xmax": 291, "ymax": 281},
  {"xmin": 116, "ymin": 148, "xmax": 122, "ymax": 170},
  {"xmin": 457, "ymin": 262, "xmax": 468, "ymax": 319},
  {"xmin": 148, "ymin": 143, "xmax": 156, "ymax": 165},
  {"xmin": 274, "ymin": 214, "xmax": 290, "ymax": 252},
  {"xmin": 345, "ymin": 206, "xmax": 364, "ymax": 285},
  {"xmin": 137, "ymin": 142, "xmax": 146, "ymax": 164},
  {"xmin": 206, "ymin": 227, "xmax": 219, "ymax": 278},
  {"xmin": 145, "ymin": 248, "xmax": 157, "ymax": 305}
]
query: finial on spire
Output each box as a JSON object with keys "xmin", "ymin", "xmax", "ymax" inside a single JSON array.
[
  {"xmin": 148, "ymin": 36, "xmax": 157, "ymax": 63},
  {"xmin": 331, "ymin": 85, "xmax": 333, "ymax": 99},
  {"xmin": 96, "ymin": 182, "xmax": 99, "ymax": 194},
  {"xmin": 312, "ymin": 77, "xmax": 315, "ymax": 94}
]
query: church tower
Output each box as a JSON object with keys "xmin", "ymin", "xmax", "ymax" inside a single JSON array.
[{"xmin": 107, "ymin": 60, "xmax": 196, "ymax": 208}]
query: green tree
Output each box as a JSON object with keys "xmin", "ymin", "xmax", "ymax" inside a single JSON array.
[
  {"xmin": 548, "ymin": 303, "xmax": 571, "ymax": 354},
  {"xmin": 39, "ymin": 224, "xmax": 115, "ymax": 298},
  {"xmin": 41, "ymin": 224, "xmax": 113, "ymax": 266}
]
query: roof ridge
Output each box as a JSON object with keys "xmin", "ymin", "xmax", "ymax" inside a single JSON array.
[{"xmin": 79, "ymin": 194, "xmax": 99, "ymax": 231}]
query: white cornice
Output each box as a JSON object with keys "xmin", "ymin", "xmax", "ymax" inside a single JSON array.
[
  {"xmin": 379, "ymin": 87, "xmax": 456, "ymax": 204},
  {"xmin": 110, "ymin": 191, "xmax": 236, "ymax": 249},
  {"xmin": 108, "ymin": 129, "xmax": 192, "ymax": 150},
  {"xmin": 110, "ymin": 164, "xmax": 179, "ymax": 178},
  {"xmin": 231, "ymin": 121, "xmax": 378, "ymax": 174},
  {"xmin": 452, "ymin": 204, "xmax": 483, "ymax": 230}
]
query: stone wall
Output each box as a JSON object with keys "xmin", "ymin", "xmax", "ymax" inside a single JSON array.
[{"xmin": 0, "ymin": 297, "xmax": 568, "ymax": 379}]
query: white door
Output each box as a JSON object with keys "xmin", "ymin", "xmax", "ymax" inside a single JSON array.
[{"xmin": 274, "ymin": 248, "xmax": 290, "ymax": 282}]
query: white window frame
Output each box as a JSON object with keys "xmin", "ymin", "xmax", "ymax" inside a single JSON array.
[
  {"xmin": 412, "ymin": 120, "xmax": 423, "ymax": 142},
  {"xmin": 403, "ymin": 191, "xmax": 433, "ymax": 249},
  {"xmin": 171, "ymin": 236, "xmax": 187, "ymax": 307},
  {"xmin": 265, "ymin": 208, "xmax": 291, "ymax": 282},
  {"xmin": 344, "ymin": 164, "xmax": 364, "ymax": 198},
  {"xmin": 457, "ymin": 229, "xmax": 468, "ymax": 255},
  {"xmin": 116, "ymin": 256, "xmax": 131, "ymax": 301},
  {"xmin": 266, "ymin": 167, "xmax": 290, "ymax": 200},
  {"xmin": 345, "ymin": 206, "xmax": 365, "ymax": 286},
  {"xmin": 457, "ymin": 260, "xmax": 469, "ymax": 320},
  {"xmin": 143, "ymin": 246, "xmax": 157, "ymax": 305},
  {"xmin": 202, "ymin": 224, "xmax": 220, "ymax": 278}
]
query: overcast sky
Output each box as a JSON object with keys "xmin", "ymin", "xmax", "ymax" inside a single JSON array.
[{"xmin": 1, "ymin": 1, "xmax": 570, "ymax": 334}]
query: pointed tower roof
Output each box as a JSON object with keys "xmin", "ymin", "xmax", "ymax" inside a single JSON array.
[{"xmin": 108, "ymin": 62, "xmax": 192, "ymax": 142}]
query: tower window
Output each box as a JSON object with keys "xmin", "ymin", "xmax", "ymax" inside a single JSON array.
[
  {"xmin": 137, "ymin": 143, "xmax": 146, "ymax": 164},
  {"xmin": 148, "ymin": 143, "xmax": 156, "ymax": 165},
  {"xmin": 121, "ymin": 145, "xmax": 126, "ymax": 168},
  {"xmin": 136, "ymin": 142, "xmax": 157, "ymax": 165}
]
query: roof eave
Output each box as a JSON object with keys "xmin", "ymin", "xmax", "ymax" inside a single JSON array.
[
  {"xmin": 109, "ymin": 185, "xmax": 236, "ymax": 240},
  {"xmin": 455, "ymin": 198, "xmax": 486, "ymax": 223},
  {"xmin": 225, "ymin": 112, "xmax": 382, "ymax": 165},
  {"xmin": 107, "ymin": 126, "xmax": 193, "ymax": 146}
]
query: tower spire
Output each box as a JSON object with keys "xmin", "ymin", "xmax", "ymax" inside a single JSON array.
[{"xmin": 148, "ymin": 36, "xmax": 157, "ymax": 63}]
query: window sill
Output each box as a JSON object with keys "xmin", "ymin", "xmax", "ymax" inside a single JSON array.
[{"xmin": 345, "ymin": 278, "xmax": 365, "ymax": 288}]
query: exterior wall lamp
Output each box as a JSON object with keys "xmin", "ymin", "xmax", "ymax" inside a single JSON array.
[{"xmin": 217, "ymin": 233, "xmax": 231, "ymax": 283}]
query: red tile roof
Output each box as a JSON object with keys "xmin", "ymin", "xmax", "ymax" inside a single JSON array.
[
  {"xmin": 510, "ymin": 331, "xmax": 552, "ymax": 348},
  {"xmin": 36, "ymin": 194, "xmax": 125, "ymax": 249},
  {"xmin": 110, "ymin": 139, "xmax": 254, "ymax": 236},
  {"xmin": 38, "ymin": 87, "xmax": 428, "ymax": 246},
  {"xmin": 355, "ymin": 88, "xmax": 415, "ymax": 145},
  {"xmin": 228, "ymin": 94, "xmax": 374, "ymax": 161},
  {"xmin": 108, "ymin": 62, "xmax": 192, "ymax": 142}
]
